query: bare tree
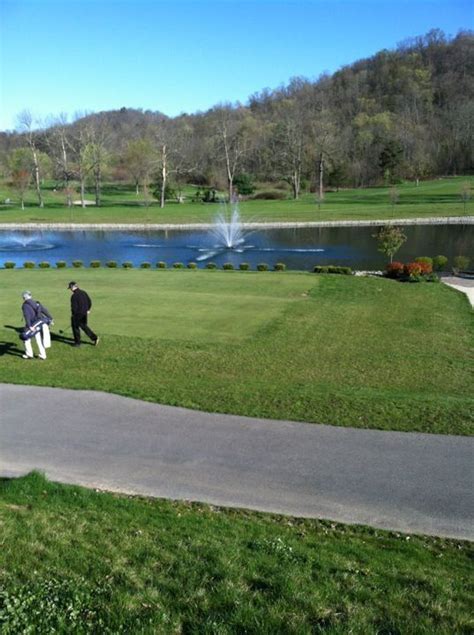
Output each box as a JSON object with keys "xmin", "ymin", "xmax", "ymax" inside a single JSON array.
[
  {"xmin": 17, "ymin": 110, "xmax": 44, "ymax": 207},
  {"xmin": 46, "ymin": 113, "xmax": 76, "ymax": 207},
  {"xmin": 212, "ymin": 105, "xmax": 256, "ymax": 201},
  {"xmin": 269, "ymin": 99, "xmax": 309, "ymax": 199},
  {"xmin": 153, "ymin": 119, "xmax": 197, "ymax": 208},
  {"xmin": 75, "ymin": 117, "xmax": 109, "ymax": 207}
]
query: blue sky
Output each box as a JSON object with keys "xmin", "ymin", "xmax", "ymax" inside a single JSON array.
[{"xmin": 0, "ymin": 0, "xmax": 472, "ymax": 131}]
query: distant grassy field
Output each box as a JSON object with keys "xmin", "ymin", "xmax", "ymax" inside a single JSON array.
[
  {"xmin": 0, "ymin": 472, "xmax": 472, "ymax": 634},
  {"xmin": 0, "ymin": 176, "xmax": 472, "ymax": 224},
  {"xmin": 1, "ymin": 269, "xmax": 472, "ymax": 435}
]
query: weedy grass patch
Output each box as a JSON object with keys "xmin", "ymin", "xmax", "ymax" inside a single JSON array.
[{"xmin": 0, "ymin": 472, "xmax": 472, "ymax": 634}]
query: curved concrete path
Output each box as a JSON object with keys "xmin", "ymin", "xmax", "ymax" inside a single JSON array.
[
  {"xmin": 1, "ymin": 384, "xmax": 472, "ymax": 540},
  {"xmin": 442, "ymin": 275, "xmax": 474, "ymax": 308}
]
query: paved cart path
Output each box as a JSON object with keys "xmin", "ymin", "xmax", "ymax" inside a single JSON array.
[
  {"xmin": 1, "ymin": 384, "xmax": 472, "ymax": 539},
  {"xmin": 442, "ymin": 276, "xmax": 474, "ymax": 307}
]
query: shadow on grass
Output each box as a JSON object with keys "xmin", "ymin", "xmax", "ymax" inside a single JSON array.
[
  {"xmin": 51, "ymin": 332, "xmax": 75, "ymax": 345},
  {"xmin": 2, "ymin": 325, "xmax": 80, "ymax": 351},
  {"xmin": 0, "ymin": 341, "xmax": 24, "ymax": 357},
  {"xmin": 2, "ymin": 325, "xmax": 28, "ymax": 357}
]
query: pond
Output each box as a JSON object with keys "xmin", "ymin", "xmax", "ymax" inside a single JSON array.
[{"xmin": 0, "ymin": 224, "xmax": 472, "ymax": 271}]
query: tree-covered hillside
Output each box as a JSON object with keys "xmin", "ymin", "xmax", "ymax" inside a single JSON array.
[{"xmin": 0, "ymin": 29, "xmax": 472, "ymax": 208}]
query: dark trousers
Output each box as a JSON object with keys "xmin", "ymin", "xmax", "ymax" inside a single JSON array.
[{"xmin": 71, "ymin": 314, "xmax": 97, "ymax": 344}]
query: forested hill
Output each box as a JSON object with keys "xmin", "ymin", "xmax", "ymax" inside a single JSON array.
[{"xmin": 1, "ymin": 29, "xmax": 473, "ymax": 197}]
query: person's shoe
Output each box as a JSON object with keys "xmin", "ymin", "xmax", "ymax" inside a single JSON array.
[
  {"xmin": 72, "ymin": 343, "xmax": 81, "ymax": 347},
  {"xmin": 94, "ymin": 337, "xmax": 100, "ymax": 346},
  {"xmin": 22, "ymin": 354, "xmax": 33, "ymax": 359},
  {"xmin": 38, "ymin": 354, "xmax": 47, "ymax": 360}
]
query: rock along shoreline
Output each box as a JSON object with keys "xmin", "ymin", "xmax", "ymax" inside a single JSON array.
[{"xmin": 0, "ymin": 216, "xmax": 472, "ymax": 231}]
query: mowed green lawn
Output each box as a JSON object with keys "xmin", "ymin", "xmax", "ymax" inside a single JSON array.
[
  {"xmin": 0, "ymin": 269, "xmax": 472, "ymax": 434},
  {"xmin": 0, "ymin": 472, "xmax": 471, "ymax": 634},
  {"xmin": 0, "ymin": 176, "xmax": 472, "ymax": 224}
]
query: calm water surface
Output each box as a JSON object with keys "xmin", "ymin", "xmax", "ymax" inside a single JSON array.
[{"xmin": 0, "ymin": 225, "xmax": 472, "ymax": 270}]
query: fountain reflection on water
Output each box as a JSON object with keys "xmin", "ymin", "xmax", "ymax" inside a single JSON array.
[{"xmin": 0, "ymin": 233, "xmax": 56, "ymax": 252}]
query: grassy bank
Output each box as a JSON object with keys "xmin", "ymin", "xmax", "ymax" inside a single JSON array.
[
  {"xmin": 1, "ymin": 269, "xmax": 472, "ymax": 434},
  {"xmin": 0, "ymin": 176, "xmax": 473, "ymax": 224},
  {"xmin": 0, "ymin": 472, "xmax": 472, "ymax": 633}
]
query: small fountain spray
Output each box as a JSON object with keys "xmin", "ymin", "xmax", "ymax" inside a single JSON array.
[
  {"xmin": 194, "ymin": 203, "xmax": 255, "ymax": 261},
  {"xmin": 210, "ymin": 205, "xmax": 246, "ymax": 249}
]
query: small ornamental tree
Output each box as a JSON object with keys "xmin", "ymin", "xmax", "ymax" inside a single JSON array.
[{"xmin": 372, "ymin": 225, "xmax": 407, "ymax": 263}]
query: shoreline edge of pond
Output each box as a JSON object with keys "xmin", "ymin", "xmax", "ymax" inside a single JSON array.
[{"xmin": 0, "ymin": 216, "xmax": 473, "ymax": 231}]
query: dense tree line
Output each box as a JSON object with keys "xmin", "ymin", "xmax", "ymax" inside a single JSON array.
[{"xmin": 1, "ymin": 29, "xmax": 472, "ymax": 207}]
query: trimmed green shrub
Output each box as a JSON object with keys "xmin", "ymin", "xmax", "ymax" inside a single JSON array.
[
  {"xmin": 415, "ymin": 257, "xmax": 433, "ymax": 267},
  {"xmin": 206, "ymin": 262, "xmax": 217, "ymax": 269},
  {"xmin": 433, "ymin": 255, "xmax": 448, "ymax": 271},
  {"xmin": 72, "ymin": 260, "xmax": 83, "ymax": 268},
  {"xmin": 122, "ymin": 261, "xmax": 133, "ymax": 268},
  {"xmin": 313, "ymin": 265, "xmax": 352, "ymax": 275},
  {"xmin": 23, "ymin": 261, "xmax": 35, "ymax": 269},
  {"xmin": 257, "ymin": 263, "xmax": 269, "ymax": 271},
  {"xmin": 106, "ymin": 260, "xmax": 118, "ymax": 268},
  {"xmin": 453, "ymin": 255, "xmax": 470, "ymax": 271},
  {"xmin": 274, "ymin": 262, "xmax": 286, "ymax": 271},
  {"xmin": 140, "ymin": 262, "xmax": 151, "ymax": 268},
  {"xmin": 173, "ymin": 262, "xmax": 184, "ymax": 269},
  {"xmin": 38, "ymin": 262, "xmax": 50, "ymax": 268},
  {"xmin": 239, "ymin": 262, "xmax": 250, "ymax": 270},
  {"xmin": 90, "ymin": 260, "xmax": 101, "ymax": 268},
  {"xmin": 187, "ymin": 262, "xmax": 197, "ymax": 269},
  {"xmin": 4, "ymin": 261, "xmax": 16, "ymax": 269},
  {"xmin": 156, "ymin": 261, "xmax": 167, "ymax": 269},
  {"xmin": 223, "ymin": 262, "xmax": 234, "ymax": 270},
  {"xmin": 56, "ymin": 261, "xmax": 67, "ymax": 268},
  {"xmin": 425, "ymin": 272, "xmax": 440, "ymax": 283}
]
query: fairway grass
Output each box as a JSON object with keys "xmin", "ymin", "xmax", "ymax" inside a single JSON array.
[
  {"xmin": 1, "ymin": 269, "xmax": 472, "ymax": 435},
  {"xmin": 0, "ymin": 472, "xmax": 472, "ymax": 633},
  {"xmin": 0, "ymin": 176, "xmax": 473, "ymax": 224}
]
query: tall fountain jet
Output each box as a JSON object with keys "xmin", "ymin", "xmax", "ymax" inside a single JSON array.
[
  {"xmin": 195, "ymin": 205, "xmax": 253, "ymax": 261},
  {"xmin": 209, "ymin": 206, "xmax": 246, "ymax": 249}
]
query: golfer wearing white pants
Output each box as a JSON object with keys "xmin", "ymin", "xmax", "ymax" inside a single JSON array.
[
  {"xmin": 42, "ymin": 322, "xmax": 51, "ymax": 349},
  {"xmin": 21, "ymin": 291, "xmax": 53, "ymax": 360},
  {"xmin": 23, "ymin": 330, "xmax": 47, "ymax": 359}
]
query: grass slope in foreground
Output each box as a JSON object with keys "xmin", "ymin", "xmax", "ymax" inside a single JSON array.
[
  {"xmin": 0, "ymin": 269, "xmax": 472, "ymax": 435},
  {"xmin": 0, "ymin": 472, "xmax": 472, "ymax": 634},
  {"xmin": 0, "ymin": 176, "xmax": 472, "ymax": 224}
]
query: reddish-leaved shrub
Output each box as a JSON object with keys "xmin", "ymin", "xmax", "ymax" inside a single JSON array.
[
  {"xmin": 404, "ymin": 262, "xmax": 422, "ymax": 276},
  {"xmin": 417, "ymin": 261, "xmax": 433, "ymax": 275},
  {"xmin": 386, "ymin": 261, "xmax": 404, "ymax": 278}
]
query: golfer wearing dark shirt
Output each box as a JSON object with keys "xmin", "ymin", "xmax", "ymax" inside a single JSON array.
[{"xmin": 68, "ymin": 281, "xmax": 99, "ymax": 347}]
